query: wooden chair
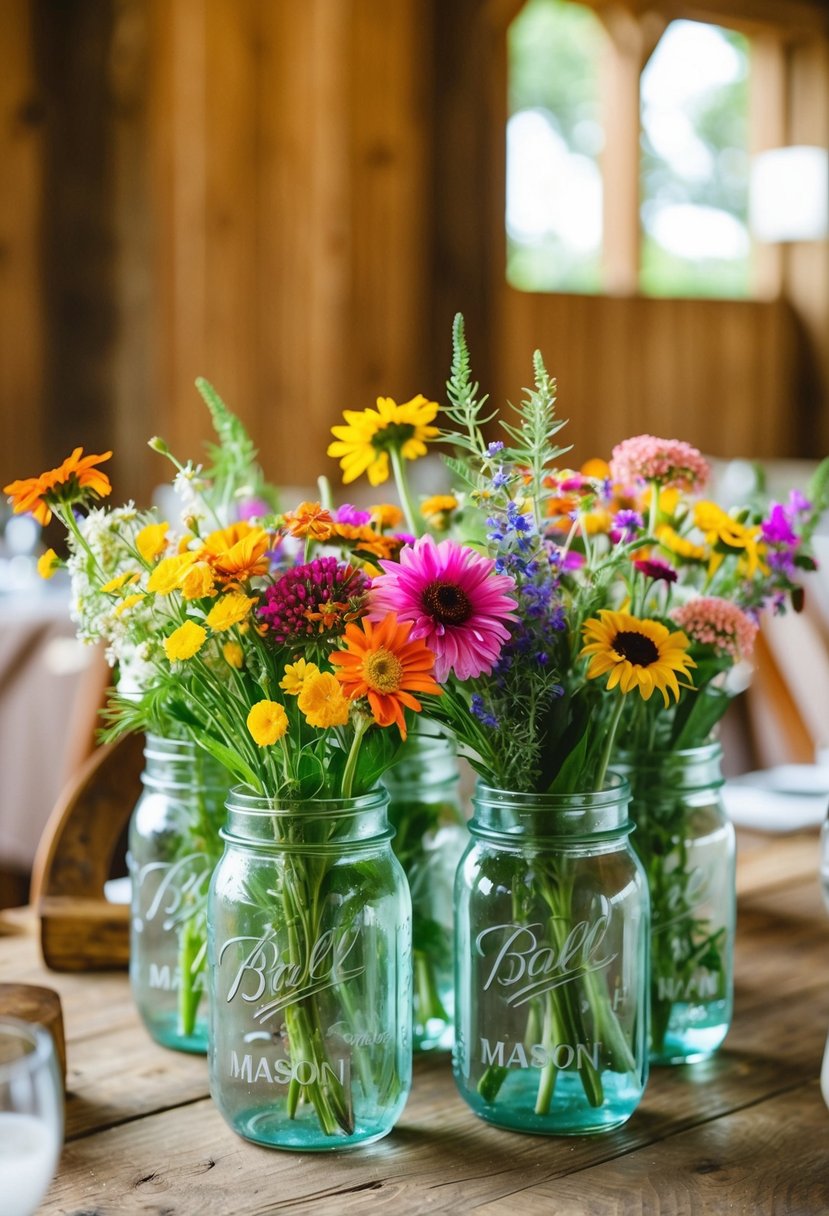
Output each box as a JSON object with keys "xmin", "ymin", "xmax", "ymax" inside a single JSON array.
[{"xmin": 29, "ymin": 732, "xmax": 144, "ymax": 971}]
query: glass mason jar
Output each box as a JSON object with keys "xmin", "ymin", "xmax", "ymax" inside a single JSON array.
[
  {"xmin": 454, "ymin": 777, "xmax": 649, "ymax": 1136},
  {"xmin": 382, "ymin": 726, "xmax": 466, "ymax": 1051},
  {"xmin": 208, "ymin": 787, "xmax": 412, "ymax": 1151},
  {"xmin": 622, "ymin": 743, "xmax": 735, "ymax": 1065},
  {"xmin": 128, "ymin": 735, "xmax": 230, "ymax": 1053}
]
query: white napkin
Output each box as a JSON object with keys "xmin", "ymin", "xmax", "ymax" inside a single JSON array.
[{"xmin": 724, "ymin": 765, "xmax": 829, "ymax": 833}]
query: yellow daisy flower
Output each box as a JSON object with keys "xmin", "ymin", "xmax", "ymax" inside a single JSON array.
[
  {"xmin": 580, "ymin": 609, "xmax": 696, "ymax": 708},
  {"xmin": 147, "ymin": 551, "xmax": 199, "ymax": 595},
  {"xmin": 693, "ymin": 501, "xmax": 767, "ymax": 578},
  {"xmin": 247, "ymin": 700, "xmax": 288, "ymax": 747},
  {"xmin": 655, "ymin": 524, "xmax": 707, "ymax": 563},
  {"xmin": 205, "ymin": 591, "xmax": 255, "ymax": 632},
  {"xmin": 297, "ymin": 671, "xmax": 351, "ymax": 728},
  {"xmin": 421, "ymin": 494, "xmax": 458, "ymax": 518},
  {"xmin": 370, "ymin": 503, "xmax": 405, "ymax": 529},
  {"xmin": 279, "ymin": 658, "xmax": 320, "ymax": 696},
  {"xmin": 37, "ymin": 548, "xmax": 60, "ymax": 580},
  {"xmin": 136, "ymin": 520, "xmax": 169, "ymax": 563},
  {"xmin": 101, "ymin": 571, "xmax": 136, "ymax": 594},
  {"xmin": 222, "ymin": 640, "xmax": 244, "ymax": 669},
  {"xmin": 181, "ymin": 561, "xmax": 216, "ymax": 601},
  {"xmin": 115, "ymin": 593, "xmax": 145, "ymax": 617},
  {"xmin": 328, "ymin": 395, "xmax": 440, "ymax": 486},
  {"xmin": 163, "ymin": 620, "xmax": 207, "ymax": 662}
]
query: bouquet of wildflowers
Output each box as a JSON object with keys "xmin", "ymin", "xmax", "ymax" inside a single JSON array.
[
  {"xmin": 326, "ymin": 313, "xmax": 827, "ymax": 1108},
  {"xmin": 3, "ymin": 381, "xmax": 280, "ymax": 1043}
]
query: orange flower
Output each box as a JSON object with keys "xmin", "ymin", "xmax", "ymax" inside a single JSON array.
[
  {"xmin": 329, "ymin": 522, "xmax": 404, "ymax": 562},
  {"xmin": 330, "ymin": 613, "xmax": 441, "ymax": 740},
  {"xmin": 4, "ymin": 447, "xmax": 112, "ymax": 526},
  {"xmin": 370, "ymin": 503, "xmax": 404, "ymax": 530},
  {"xmin": 283, "ymin": 501, "xmax": 335, "ymax": 541}
]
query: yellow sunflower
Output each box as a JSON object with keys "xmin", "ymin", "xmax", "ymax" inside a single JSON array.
[
  {"xmin": 327, "ymin": 395, "xmax": 440, "ymax": 486},
  {"xmin": 580, "ymin": 609, "xmax": 696, "ymax": 707}
]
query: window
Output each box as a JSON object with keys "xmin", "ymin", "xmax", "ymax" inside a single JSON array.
[
  {"xmin": 507, "ymin": 0, "xmax": 605, "ymax": 292},
  {"xmin": 507, "ymin": 0, "xmax": 752, "ymax": 299},
  {"xmin": 640, "ymin": 21, "xmax": 750, "ymax": 298}
]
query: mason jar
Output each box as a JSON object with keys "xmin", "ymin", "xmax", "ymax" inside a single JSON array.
[
  {"xmin": 622, "ymin": 742, "xmax": 735, "ymax": 1064},
  {"xmin": 208, "ymin": 787, "xmax": 412, "ymax": 1151},
  {"xmin": 383, "ymin": 726, "xmax": 466, "ymax": 1051},
  {"xmin": 454, "ymin": 776, "xmax": 649, "ymax": 1135},
  {"xmin": 128, "ymin": 735, "xmax": 230, "ymax": 1053}
]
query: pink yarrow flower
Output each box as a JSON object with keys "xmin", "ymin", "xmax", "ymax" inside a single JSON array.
[
  {"xmin": 671, "ymin": 596, "xmax": 758, "ymax": 662},
  {"xmin": 610, "ymin": 435, "xmax": 710, "ymax": 492},
  {"xmin": 367, "ymin": 534, "xmax": 518, "ymax": 681}
]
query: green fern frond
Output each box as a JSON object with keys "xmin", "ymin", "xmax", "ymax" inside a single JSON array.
[{"xmin": 443, "ymin": 313, "xmax": 497, "ymax": 455}]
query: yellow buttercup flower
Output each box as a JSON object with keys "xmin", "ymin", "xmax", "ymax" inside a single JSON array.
[
  {"xmin": 115, "ymin": 593, "xmax": 145, "ymax": 617},
  {"xmin": 37, "ymin": 548, "xmax": 60, "ymax": 580},
  {"xmin": 693, "ymin": 501, "xmax": 766, "ymax": 578},
  {"xmin": 147, "ymin": 551, "xmax": 198, "ymax": 595},
  {"xmin": 298, "ymin": 671, "xmax": 351, "ymax": 728},
  {"xmin": 205, "ymin": 591, "xmax": 254, "ymax": 632},
  {"xmin": 136, "ymin": 520, "xmax": 169, "ymax": 563},
  {"xmin": 328, "ymin": 395, "xmax": 440, "ymax": 486},
  {"xmin": 580, "ymin": 609, "xmax": 696, "ymax": 708},
  {"xmin": 279, "ymin": 658, "xmax": 320, "ymax": 696},
  {"xmin": 163, "ymin": 620, "xmax": 207, "ymax": 662},
  {"xmin": 656, "ymin": 524, "xmax": 707, "ymax": 563},
  {"xmin": 222, "ymin": 641, "xmax": 244, "ymax": 669},
  {"xmin": 370, "ymin": 503, "xmax": 404, "ymax": 529},
  {"xmin": 420, "ymin": 494, "xmax": 458, "ymax": 518},
  {"xmin": 181, "ymin": 561, "xmax": 216, "ymax": 601},
  {"xmin": 247, "ymin": 700, "xmax": 289, "ymax": 747},
  {"xmin": 101, "ymin": 571, "xmax": 136, "ymax": 594}
]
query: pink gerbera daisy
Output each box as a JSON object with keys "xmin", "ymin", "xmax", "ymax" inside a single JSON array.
[{"xmin": 366, "ymin": 535, "xmax": 518, "ymax": 681}]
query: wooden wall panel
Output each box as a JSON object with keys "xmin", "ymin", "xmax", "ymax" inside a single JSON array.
[
  {"xmin": 495, "ymin": 290, "xmax": 804, "ymax": 464},
  {"xmin": 0, "ymin": 0, "xmax": 44, "ymax": 490}
]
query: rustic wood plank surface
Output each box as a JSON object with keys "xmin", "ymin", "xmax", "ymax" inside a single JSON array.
[{"xmin": 0, "ymin": 827, "xmax": 826, "ymax": 1215}]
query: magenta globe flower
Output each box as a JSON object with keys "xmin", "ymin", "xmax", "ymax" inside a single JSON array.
[{"xmin": 367, "ymin": 535, "xmax": 518, "ymax": 681}]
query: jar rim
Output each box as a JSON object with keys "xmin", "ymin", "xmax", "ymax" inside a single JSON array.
[
  {"xmin": 474, "ymin": 771, "xmax": 629, "ymax": 808},
  {"xmin": 224, "ymin": 785, "xmax": 390, "ymax": 816}
]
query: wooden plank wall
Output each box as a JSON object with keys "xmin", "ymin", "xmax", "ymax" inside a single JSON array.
[{"xmin": 0, "ymin": 0, "xmax": 827, "ymax": 518}]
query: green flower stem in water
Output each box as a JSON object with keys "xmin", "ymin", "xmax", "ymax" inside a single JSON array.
[
  {"xmin": 414, "ymin": 949, "xmax": 449, "ymax": 1024},
  {"xmin": 278, "ymin": 851, "xmax": 353, "ymax": 1135},
  {"xmin": 176, "ymin": 916, "xmax": 205, "ymax": 1038}
]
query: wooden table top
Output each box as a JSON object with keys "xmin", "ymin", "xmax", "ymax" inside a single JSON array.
[{"xmin": 2, "ymin": 828, "xmax": 828, "ymax": 1215}]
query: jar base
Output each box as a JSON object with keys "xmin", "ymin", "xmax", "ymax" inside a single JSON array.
[
  {"xmin": 650, "ymin": 1000, "xmax": 730, "ymax": 1065},
  {"xmin": 228, "ymin": 1107, "xmax": 396, "ymax": 1152},
  {"xmin": 455, "ymin": 1069, "xmax": 643, "ymax": 1136},
  {"xmin": 139, "ymin": 1012, "xmax": 208, "ymax": 1055}
]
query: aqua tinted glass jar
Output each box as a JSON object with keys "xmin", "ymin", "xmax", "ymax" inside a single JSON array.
[
  {"xmin": 622, "ymin": 742, "xmax": 735, "ymax": 1064},
  {"xmin": 383, "ymin": 727, "xmax": 466, "ymax": 1051},
  {"xmin": 454, "ymin": 777, "xmax": 649, "ymax": 1135},
  {"xmin": 208, "ymin": 787, "xmax": 412, "ymax": 1151},
  {"xmin": 128, "ymin": 735, "xmax": 229, "ymax": 1053}
]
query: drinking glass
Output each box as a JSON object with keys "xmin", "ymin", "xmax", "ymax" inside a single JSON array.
[{"xmin": 0, "ymin": 1017, "xmax": 64, "ymax": 1216}]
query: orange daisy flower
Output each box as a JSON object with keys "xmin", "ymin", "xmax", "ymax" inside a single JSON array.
[
  {"xmin": 283, "ymin": 501, "xmax": 335, "ymax": 541},
  {"xmin": 330, "ymin": 613, "xmax": 441, "ymax": 740},
  {"xmin": 4, "ymin": 447, "xmax": 112, "ymax": 526}
]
